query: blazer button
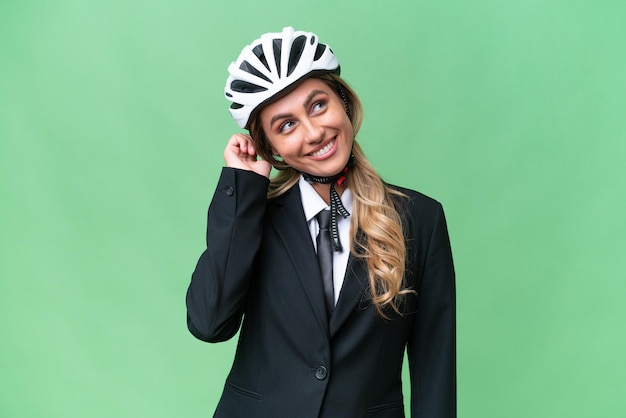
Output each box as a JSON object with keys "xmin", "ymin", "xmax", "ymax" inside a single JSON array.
[
  {"xmin": 225, "ymin": 186, "xmax": 234, "ymax": 196},
  {"xmin": 315, "ymin": 366, "xmax": 328, "ymax": 380}
]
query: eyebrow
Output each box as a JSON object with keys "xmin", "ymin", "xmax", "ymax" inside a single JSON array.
[
  {"xmin": 269, "ymin": 89, "xmax": 328, "ymax": 127},
  {"xmin": 303, "ymin": 89, "xmax": 327, "ymax": 109}
]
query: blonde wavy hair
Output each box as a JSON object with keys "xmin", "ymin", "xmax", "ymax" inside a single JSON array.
[{"xmin": 249, "ymin": 73, "xmax": 413, "ymax": 317}]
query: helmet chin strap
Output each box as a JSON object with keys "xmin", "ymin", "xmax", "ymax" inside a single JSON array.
[{"xmin": 302, "ymin": 154, "xmax": 355, "ymax": 252}]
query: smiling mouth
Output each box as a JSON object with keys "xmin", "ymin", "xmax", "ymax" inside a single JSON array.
[{"xmin": 309, "ymin": 139, "xmax": 335, "ymax": 157}]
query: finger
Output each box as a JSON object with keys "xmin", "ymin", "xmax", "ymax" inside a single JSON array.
[
  {"xmin": 236, "ymin": 135, "xmax": 247, "ymax": 154},
  {"xmin": 245, "ymin": 138, "xmax": 255, "ymax": 156},
  {"xmin": 240, "ymin": 135, "xmax": 255, "ymax": 157},
  {"xmin": 227, "ymin": 134, "xmax": 244, "ymax": 151},
  {"xmin": 226, "ymin": 135, "xmax": 248, "ymax": 161}
]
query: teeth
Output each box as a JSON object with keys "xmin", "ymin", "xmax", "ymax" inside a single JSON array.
[{"xmin": 311, "ymin": 140, "xmax": 334, "ymax": 157}]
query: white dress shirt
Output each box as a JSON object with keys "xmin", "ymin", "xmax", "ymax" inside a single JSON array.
[{"xmin": 298, "ymin": 176, "xmax": 353, "ymax": 305}]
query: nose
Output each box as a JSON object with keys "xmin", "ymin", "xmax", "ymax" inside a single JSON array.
[{"xmin": 302, "ymin": 118, "xmax": 324, "ymax": 144}]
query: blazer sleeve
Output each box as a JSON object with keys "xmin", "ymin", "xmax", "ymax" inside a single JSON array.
[
  {"xmin": 408, "ymin": 202, "xmax": 456, "ymax": 417},
  {"xmin": 186, "ymin": 167, "xmax": 270, "ymax": 343}
]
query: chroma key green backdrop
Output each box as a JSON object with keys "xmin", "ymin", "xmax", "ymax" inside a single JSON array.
[{"xmin": 1, "ymin": 0, "xmax": 625, "ymax": 417}]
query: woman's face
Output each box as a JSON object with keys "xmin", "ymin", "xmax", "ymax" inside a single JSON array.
[{"xmin": 259, "ymin": 78, "xmax": 353, "ymax": 177}]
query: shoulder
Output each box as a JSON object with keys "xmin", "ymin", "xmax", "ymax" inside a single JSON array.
[
  {"xmin": 386, "ymin": 183, "xmax": 444, "ymax": 222},
  {"xmin": 385, "ymin": 185, "xmax": 453, "ymax": 276}
]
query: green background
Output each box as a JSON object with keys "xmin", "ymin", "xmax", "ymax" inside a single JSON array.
[{"xmin": 1, "ymin": 0, "xmax": 625, "ymax": 416}]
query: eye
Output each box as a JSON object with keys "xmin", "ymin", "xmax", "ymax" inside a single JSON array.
[
  {"xmin": 311, "ymin": 100, "xmax": 327, "ymax": 114},
  {"xmin": 278, "ymin": 120, "xmax": 296, "ymax": 133}
]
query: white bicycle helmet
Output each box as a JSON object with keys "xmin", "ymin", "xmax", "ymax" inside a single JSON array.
[{"xmin": 224, "ymin": 27, "xmax": 340, "ymax": 129}]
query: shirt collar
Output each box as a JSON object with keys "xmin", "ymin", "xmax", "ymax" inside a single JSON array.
[{"xmin": 298, "ymin": 175, "xmax": 353, "ymax": 223}]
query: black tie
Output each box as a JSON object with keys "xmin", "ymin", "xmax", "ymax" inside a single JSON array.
[{"xmin": 316, "ymin": 210, "xmax": 334, "ymax": 316}]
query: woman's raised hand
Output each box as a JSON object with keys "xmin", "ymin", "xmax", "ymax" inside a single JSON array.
[{"xmin": 224, "ymin": 134, "xmax": 272, "ymax": 178}]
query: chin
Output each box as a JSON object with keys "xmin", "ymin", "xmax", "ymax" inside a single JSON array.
[
  {"xmin": 288, "ymin": 149, "xmax": 352, "ymax": 177},
  {"xmin": 306, "ymin": 162, "xmax": 348, "ymax": 177}
]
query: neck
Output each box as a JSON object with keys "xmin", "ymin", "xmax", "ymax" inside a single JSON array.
[
  {"xmin": 312, "ymin": 182, "xmax": 345, "ymax": 205},
  {"xmin": 300, "ymin": 154, "xmax": 354, "ymax": 205}
]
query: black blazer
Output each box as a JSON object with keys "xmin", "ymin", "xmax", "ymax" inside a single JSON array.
[{"xmin": 186, "ymin": 168, "xmax": 456, "ymax": 418}]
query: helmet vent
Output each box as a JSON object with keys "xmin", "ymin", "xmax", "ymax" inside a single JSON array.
[
  {"xmin": 252, "ymin": 44, "xmax": 270, "ymax": 71},
  {"xmin": 231, "ymin": 80, "xmax": 268, "ymax": 93},
  {"xmin": 287, "ymin": 35, "xmax": 306, "ymax": 77},
  {"xmin": 240, "ymin": 60, "xmax": 271, "ymax": 83},
  {"xmin": 272, "ymin": 38, "xmax": 282, "ymax": 75},
  {"xmin": 230, "ymin": 102, "xmax": 243, "ymax": 109},
  {"xmin": 314, "ymin": 44, "xmax": 326, "ymax": 61}
]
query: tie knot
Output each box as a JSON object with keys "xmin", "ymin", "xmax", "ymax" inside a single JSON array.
[{"xmin": 316, "ymin": 209, "xmax": 331, "ymax": 230}]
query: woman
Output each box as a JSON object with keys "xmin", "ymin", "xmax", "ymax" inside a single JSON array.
[{"xmin": 186, "ymin": 27, "xmax": 456, "ymax": 418}]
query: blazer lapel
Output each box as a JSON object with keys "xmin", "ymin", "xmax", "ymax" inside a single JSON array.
[
  {"xmin": 329, "ymin": 254, "xmax": 369, "ymax": 338},
  {"xmin": 268, "ymin": 184, "xmax": 330, "ymax": 336}
]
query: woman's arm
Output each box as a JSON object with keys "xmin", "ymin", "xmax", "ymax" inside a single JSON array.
[
  {"xmin": 408, "ymin": 202, "xmax": 456, "ymax": 417},
  {"xmin": 186, "ymin": 134, "xmax": 271, "ymax": 343},
  {"xmin": 186, "ymin": 167, "xmax": 269, "ymax": 342}
]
